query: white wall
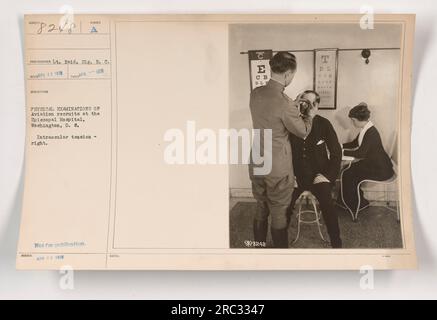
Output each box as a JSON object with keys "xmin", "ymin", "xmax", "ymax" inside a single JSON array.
[{"xmin": 229, "ymin": 23, "xmax": 401, "ymax": 189}]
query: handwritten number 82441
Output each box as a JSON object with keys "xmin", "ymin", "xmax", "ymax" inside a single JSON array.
[{"xmin": 36, "ymin": 22, "xmax": 76, "ymax": 34}]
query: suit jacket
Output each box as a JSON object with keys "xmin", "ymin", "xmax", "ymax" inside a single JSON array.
[
  {"xmin": 249, "ymin": 80, "xmax": 311, "ymax": 178},
  {"xmin": 290, "ymin": 115, "xmax": 342, "ymax": 188},
  {"xmin": 343, "ymin": 125, "xmax": 394, "ymax": 178}
]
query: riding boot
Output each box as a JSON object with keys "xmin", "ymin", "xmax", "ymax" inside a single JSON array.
[{"xmin": 271, "ymin": 227, "xmax": 289, "ymax": 248}]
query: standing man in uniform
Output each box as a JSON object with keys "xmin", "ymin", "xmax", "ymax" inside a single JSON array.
[{"xmin": 249, "ymin": 51, "xmax": 313, "ymax": 248}]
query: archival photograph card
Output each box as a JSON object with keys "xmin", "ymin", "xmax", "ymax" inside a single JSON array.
[{"xmin": 17, "ymin": 14, "xmax": 416, "ymax": 270}]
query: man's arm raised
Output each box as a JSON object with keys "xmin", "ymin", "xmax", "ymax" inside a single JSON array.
[{"xmin": 282, "ymin": 100, "xmax": 312, "ymax": 139}]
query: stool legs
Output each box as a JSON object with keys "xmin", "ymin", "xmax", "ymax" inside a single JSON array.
[
  {"xmin": 293, "ymin": 201, "xmax": 303, "ymax": 244},
  {"xmin": 293, "ymin": 193, "xmax": 326, "ymax": 244}
]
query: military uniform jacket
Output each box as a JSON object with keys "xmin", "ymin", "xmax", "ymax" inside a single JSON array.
[{"xmin": 249, "ymin": 80, "xmax": 311, "ymax": 178}]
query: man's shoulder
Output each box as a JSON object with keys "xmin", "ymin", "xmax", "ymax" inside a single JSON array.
[
  {"xmin": 251, "ymin": 84, "xmax": 270, "ymax": 95},
  {"xmin": 251, "ymin": 85, "xmax": 287, "ymax": 106},
  {"xmin": 281, "ymin": 92, "xmax": 296, "ymax": 105},
  {"xmin": 250, "ymin": 85, "xmax": 270, "ymax": 101},
  {"xmin": 315, "ymin": 115, "xmax": 333, "ymax": 127}
]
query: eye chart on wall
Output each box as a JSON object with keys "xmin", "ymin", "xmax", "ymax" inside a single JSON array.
[
  {"xmin": 314, "ymin": 48, "xmax": 338, "ymax": 109},
  {"xmin": 248, "ymin": 50, "xmax": 272, "ymax": 90}
]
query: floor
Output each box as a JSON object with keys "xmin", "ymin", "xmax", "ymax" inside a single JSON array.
[{"xmin": 229, "ymin": 198, "xmax": 403, "ymax": 249}]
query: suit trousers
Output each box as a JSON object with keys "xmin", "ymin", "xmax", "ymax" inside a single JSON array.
[{"xmin": 290, "ymin": 182, "xmax": 342, "ymax": 247}]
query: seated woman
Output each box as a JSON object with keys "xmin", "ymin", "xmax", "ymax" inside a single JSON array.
[{"xmin": 339, "ymin": 103, "xmax": 395, "ymax": 214}]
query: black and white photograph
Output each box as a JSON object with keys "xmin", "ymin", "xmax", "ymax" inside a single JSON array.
[{"xmin": 229, "ymin": 22, "xmax": 404, "ymax": 249}]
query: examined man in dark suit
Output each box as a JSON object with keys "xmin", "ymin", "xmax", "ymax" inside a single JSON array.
[
  {"xmin": 339, "ymin": 103, "xmax": 395, "ymax": 214},
  {"xmin": 249, "ymin": 52, "xmax": 312, "ymax": 248},
  {"xmin": 287, "ymin": 90, "xmax": 343, "ymax": 248}
]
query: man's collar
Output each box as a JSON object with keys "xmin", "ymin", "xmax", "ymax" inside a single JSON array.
[{"xmin": 267, "ymin": 78, "xmax": 285, "ymax": 91}]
